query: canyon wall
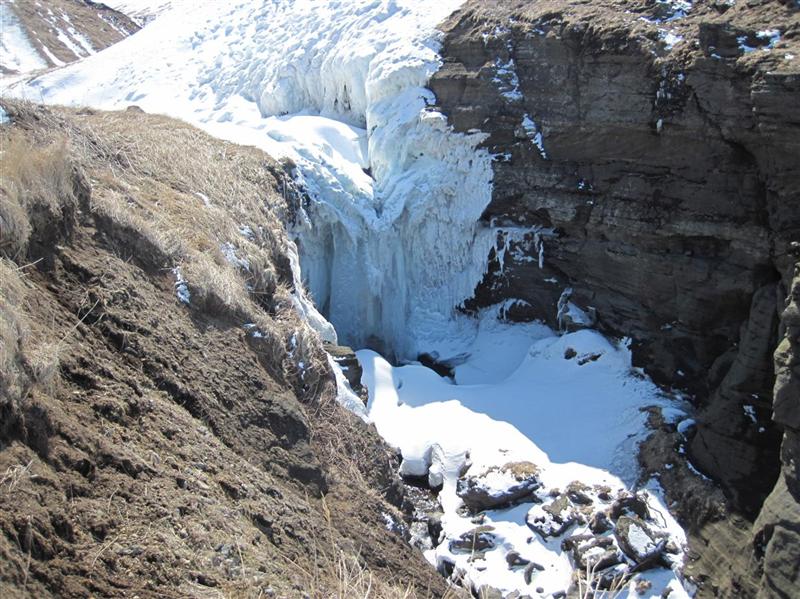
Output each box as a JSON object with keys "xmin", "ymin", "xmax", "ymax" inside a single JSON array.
[{"xmin": 430, "ymin": 0, "xmax": 799, "ymax": 596}]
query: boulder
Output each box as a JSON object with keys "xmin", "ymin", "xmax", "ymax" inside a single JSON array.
[
  {"xmin": 609, "ymin": 493, "xmax": 650, "ymax": 522},
  {"xmin": 562, "ymin": 534, "xmax": 622, "ymax": 571},
  {"xmin": 526, "ymin": 493, "xmax": 579, "ymax": 539},
  {"xmin": 613, "ymin": 516, "xmax": 666, "ymax": 569},
  {"xmin": 457, "ymin": 461, "xmax": 540, "ymax": 511},
  {"xmin": 448, "ymin": 526, "xmax": 497, "ymax": 555}
]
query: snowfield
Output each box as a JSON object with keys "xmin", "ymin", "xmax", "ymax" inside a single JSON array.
[{"xmin": 8, "ymin": 1, "xmax": 694, "ymax": 596}]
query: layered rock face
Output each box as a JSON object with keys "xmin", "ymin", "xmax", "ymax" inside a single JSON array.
[
  {"xmin": 754, "ymin": 262, "xmax": 800, "ymax": 598},
  {"xmin": 430, "ymin": 0, "xmax": 799, "ymax": 595}
]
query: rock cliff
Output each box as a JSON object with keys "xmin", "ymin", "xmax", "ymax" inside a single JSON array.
[{"xmin": 430, "ymin": 0, "xmax": 799, "ymax": 596}]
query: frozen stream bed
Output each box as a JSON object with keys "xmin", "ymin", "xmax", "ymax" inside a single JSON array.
[
  {"xmin": 355, "ymin": 309, "xmax": 692, "ymax": 597},
  {"xmin": 8, "ymin": 0, "xmax": 695, "ymax": 596}
]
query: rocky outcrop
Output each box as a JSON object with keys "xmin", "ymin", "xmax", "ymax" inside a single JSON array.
[
  {"xmin": 430, "ymin": 1, "xmax": 799, "ymax": 596},
  {"xmin": 752, "ymin": 260, "xmax": 800, "ymax": 598}
]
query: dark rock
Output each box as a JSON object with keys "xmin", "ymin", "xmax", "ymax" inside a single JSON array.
[
  {"xmin": 589, "ymin": 511, "xmax": 612, "ymax": 534},
  {"xmin": 449, "ymin": 526, "xmax": 496, "ymax": 554},
  {"xmin": 563, "ymin": 534, "xmax": 621, "ymax": 571},
  {"xmin": 751, "ymin": 265, "xmax": 800, "ymax": 598},
  {"xmin": 526, "ymin": 493, "xmax": 579, "ymax": 539},
  {"xmin": 505, "ymin": 550, "xmax": 530, "ymax": 568},
  {"xmin": 566, "ymin": 481, "xmax": 593, "ymax": 505},
  {"xmin": 475, "ymin": 586, "xmax": 503, "ymax": 599},
  {"xmin": 431, "ymin": 7, "xmax": 800, "ymax": 591},
  {"xmin": 689, "ymin": 283, "xmax": 782, "ymax": 516},
  {"xmin": 457, "ymin": 461, "xmax": 540, "ymax": 511},
  {"xmin": 427, "ymin": 511, "xmax": 444, "ymax": 546},
  {"xmin": 610, "ymin": 493, "xmax": 650, "ymax": 522}
]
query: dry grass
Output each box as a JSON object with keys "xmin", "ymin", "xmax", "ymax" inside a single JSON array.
[
  {"xmin": 0, "ymin": 260, "xmax": 32, "ymax": 404},
  {"xmin": 0, "ymin": 100, "xmax": 453, "ymax": 599},
  {"xmin": 1, "ymin": 98, "xmax": 332, "ymax": 403},
  {"xmin": 0, "ymin": 130, "xmax": 75, "ymax": 260},
  {"xmin": 0, "ymin": 259, "xmax": 64, "ymax": 407}
]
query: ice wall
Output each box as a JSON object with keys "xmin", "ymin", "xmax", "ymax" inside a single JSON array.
[
  {"xmin": 218, "ymin": 0, "xmax": 500, "ymax": 357},
  {"xmin": 293, "ymin": 99, "xmax": 496, "ymax": 357}
]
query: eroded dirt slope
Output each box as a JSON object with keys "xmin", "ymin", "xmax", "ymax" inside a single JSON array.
[{"xmin": 0, "ymin": 101, "xmax": 448, "ymax": 598}]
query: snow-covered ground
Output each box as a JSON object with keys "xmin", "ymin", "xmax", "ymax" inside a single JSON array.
[
  {"xmin": 358, "ymin": 307, "xmax": 691, "ymax": 597},
  {"xmin": 6, "ymin": 1, "xmax": 694, "ymax": 596}
]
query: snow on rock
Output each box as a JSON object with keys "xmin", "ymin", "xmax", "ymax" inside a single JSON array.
[
  {"xmin": 520, "ymin": 114, "xmax": 547, "ymax": 159},
  {"xmin": 172, "ymin": 266, "xmax": 190, "ymax": 304},
  {"xmin": 360, "ymin": 313, "xmax": 692, "ymax": 597},
  {"xmin": 457, "ymin": 462, "xmax": 541, "ymax": 511},
  {"xmin": 106, "ymin": 0, "xmax": 177, "ymax": 25},
  {"xmin": 327, "ymin": 354, "xmax": 368, "ymax": 422}
]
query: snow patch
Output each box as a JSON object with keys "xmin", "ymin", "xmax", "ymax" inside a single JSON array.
[
  {"xmin": 521, "ymin": 114, "xmax": 547, "ymax": 159},
  {"xmin": 172, "ymin": 267, "xmax": 190, "ymax": 304},
  {"xmin": 0, "ymin": 3, "xmax": 48, "ymax": 73}
]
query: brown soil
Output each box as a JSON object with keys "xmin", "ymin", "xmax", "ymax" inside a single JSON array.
[{"xmin": 0, "ymin": 100, "xmax": 449, "ymax": 598}]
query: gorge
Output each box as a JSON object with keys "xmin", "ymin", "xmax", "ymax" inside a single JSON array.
[{"xmin": 1, "ymin": 0, "xmax": 799, "ymax": 598}]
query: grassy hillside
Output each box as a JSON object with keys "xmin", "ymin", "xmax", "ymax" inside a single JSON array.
[{"xmin": 0, "ymin": 100, "xmax": 451, "ymax": 598}]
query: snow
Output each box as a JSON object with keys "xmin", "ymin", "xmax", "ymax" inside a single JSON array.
[
  {"xmin": 0, "ymin": 2, "xmax": 48, "ymax": 74},
  {"xmin": 220, "ymin": 242, "xmax": 250, "ymax": 271},
  {"xmin": 106, "ymin": 0, "xmax": 177, "ymax": 24},
  {"xmin": 756, "ymin": 29, "xmax": 781, "ymax": 48},
  {"xmin": 739, "ymin": 30, "xmax": 781, "ymax": 54},
  {"xmin": 521, "ymin": 114, "xmax": 547, "ymax": 159},
  {"xmin": 628, "ymin": 522, "xmax": 657, "ymax": 555},
  {"xmin": 172, "ymin": 267, "xmax": 190, "ymax": 304},
  {"xmin": 676, "ymin": 418, "xmax": 695, "ymax": 436},
  {"xmin": 0, "ymin": 106, "xmax": 9, "ymax": 125},
  {"xmin": 327, "ymin": 354, "xmax": 368, "ymax": 422},
  {"xmin": 493, "ymin": 56, "xmax": 524, "ymax": 102},
  {"xmin": 660, "ymin": 30, "xmax": 684, "ymax": 50},
  {"xmin": 55, "ymin": 25, "xmax": 96, "ymax": 59},
  {"xmin": 360, "ymin": 313, "xmax": 691, "ymax": 597}
]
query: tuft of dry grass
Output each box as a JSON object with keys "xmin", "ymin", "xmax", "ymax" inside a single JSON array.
[
  {"xmin": 1, "ymin": 98, "xmax": 333, "ymax": 404},
  {"xmin": 0, "ymin": 259, "xmax": 32, "ymax": 404},
  {"xmin": 0, "ymin": 130, "xmax": 75, "ymax": 260}
]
